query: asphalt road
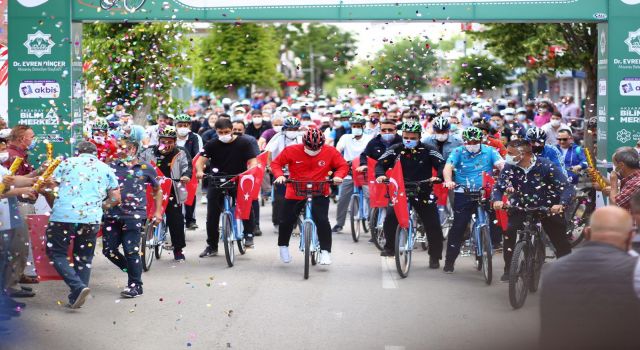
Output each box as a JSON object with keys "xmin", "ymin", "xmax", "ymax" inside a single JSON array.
[{"xmin": 1, "ymin": 198, "xmax": 540, "ymax": 350}]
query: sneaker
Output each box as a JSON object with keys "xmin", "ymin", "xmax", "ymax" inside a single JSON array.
[
  {"xmin": 367, "ymin": 238, "xmax": 374, "ymax": 243},
  {"xmin": 279, "ymin": 246, "xmax": 291, "ymax": 263},
  {"xmin": 244, "ymin": 235, "xmax": 254, "ymax": 248},
  {"xmin": 253, "ymin": 227, "xmax": 262, "ymax": 237},
  {"xmin": 163, "ymin": 242, "xmax": 174, "ymax": 250},
  {"xmin": 186, "ymin": 222, "xmax": 198, "ymax": 230},
  {"xmin": 380, "ymin": 249, "xmax": 394, "ymax": 257},
  {"xmin": 174, "ymin": 249, "xmax": 185, "ymax": 261},
  {"xmin": 320, "ymin": 250, "xmax": 332, "ymax": 265},
  {"xmin": 201, "ymin": 197, "xmax": 208, "ymax": 204},
  {"xmin": 500, "ymin": 272, "xmax": 510, "ymax": 282},
  {"xmin": 69, "ymin": 287, "xmax": 90, "ymax": 309},
  {"xmin": 120, "ymin": 286, "xmax": 143, "ymax": 298},
  {"xmin": 331, "ymin": 225, "xmax": 343, "ymax": 233},
  {"xmin": 429, "ymin": 257, "xmax": 440, "ymax": 269},
  {"xmin": 199, "ymin": 246, "xmax": 217, "ymax": 258},
  {"xmin": 443, "ymin": 262, "xmax": 455, "ymax": 274}
]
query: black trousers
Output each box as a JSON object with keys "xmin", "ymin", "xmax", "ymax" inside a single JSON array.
[
  {"xmin": 383, "ymin": 197, "xmax": 443, "ymax": 259},
  {"xmin": 252, "ymin": 200, "xmax": 260, "ymax": 229},
  {"xmin": 278, "ymin": 196, "xmax": 332, "ymax": 252},
  {"xmin": 184, "ymin": 201, "xmax": 196, "ymax": 226},
  {"xmin": 206, "ymin": 187, "xmax": 255, "ymax": 249},
  {"xmin": 503, "ymin": 211, "xmax": 571, "ymax": 271},
  {"xmin": 272, "ymin": 183, "xmax": 286, "ymax": 226},
  {"xmin": 165, "ymin": 189, "xmax": 186, "ymax": 250}
]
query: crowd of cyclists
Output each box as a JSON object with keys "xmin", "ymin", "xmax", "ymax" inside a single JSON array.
[{"xmin": 2, "ymin": 91, "xmax": 640, "ymax": 324}]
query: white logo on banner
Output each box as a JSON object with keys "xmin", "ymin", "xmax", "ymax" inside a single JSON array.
[
  {"xmin": 617, "ymin": 129, "xmax": 632, "ymax": 143},
  {"xmin": 19, "ymin": 80, "xmax": 60, "ymax": 98},
  {"xmin": 16, "ymin": 0, "xmax": 49, "ymax": 7},
  {"xmin": 625, "ymin": 28, "xmax": 640, "ymax": 55},
  {"xmin": 23, "ymin": 31, "xmax": 54, "ymax": 58}
]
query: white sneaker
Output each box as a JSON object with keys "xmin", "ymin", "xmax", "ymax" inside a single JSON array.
[
  {"xmin": 320, "ymin": 250, "xmax": 332, "ymax": 265},
  {"xmin": 201, "ymin": 196, "xmax": 208, "ymax": 204},
  {"xmin": 279, "ymin": 246, "xmax": 291, "ymax": 263}
]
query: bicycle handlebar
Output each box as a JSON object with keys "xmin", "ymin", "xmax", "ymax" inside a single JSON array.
[{"xmin": 503, "ymin": 205, "xmax": 551, "ymax": 213}]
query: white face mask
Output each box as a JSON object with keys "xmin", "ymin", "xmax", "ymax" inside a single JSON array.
[
  {"xmin": 218, "ymin": 134, "xmax": 233, "ymax": 143},
  {"xmin": 273, "ymin": 126, "xmax": 283, "ymax": 133},
  {"xmin": 304, "ymin": 148, "xmax": 321, "ymax": 156},
  {"xmin": 252, "ymin": 117, "xmax": 263, "ymax": 125},
  {"xmin": 517, "ymin": 114, "xmax": 527, "ymax": 122},
  {"xmin": 333, "ymin": 121, "xmax": 342, "ymax": 128},
  {"xmin": 550, "ymin": 119, "xmax": 561, "ymax": 127},
  {"xmin": 435, "ymin": 133, "xmax": 448, "ymax": 142},
  {"xmin": 301, "ymin": 120, "xmax": 313, "ymax": 127},
  {"xmin": 0, "ymin": 152, "xmax": 9, "ymax": 163},
  {"xmin": 440, "ymin": 112, "xmax": 451, "ymax": 118},
  {"xmin": 504, "ymin": 115, "xmax": 514, "ymax": 122},
  {"xmin": 285, "ymin": 130, "xmax": 299, "ymax": 139},
  {"xmin": 352, "ymin": 128, "xmax": 363, "ymax": 136},
  {"xmin": 465, "ymin": 144, "xmax": 481, "ymax": 153},
  {"xmin": 177, "ymin": 127, "xmax": 190, "ymax": 137},
  {"xmin": 93, "ymin": 135, "xmax": 106, "ymax": 145},
  {"xmin": 504, "ymin": 153, "xmax": 521, "ymax": 166}
]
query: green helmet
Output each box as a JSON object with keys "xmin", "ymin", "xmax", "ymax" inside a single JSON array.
[
  {"xmin": 158, "ymin": 125, "xmax": 177, "ymax": 139},
  {"xmin": 401, "ymin": 120, "xmax": 422, "ymax": 134},
  {"xmin": 174, "ymin": 114, "xmax": 191, "ymax": 123},
  {"xmin": 349, "ymin": 115, "xmax": 366, "ymax": 125},
  {"xmin": 462, "ymin": 126, "xmax": 483, "ymax": 141},
  {"xmin": 92, "ymin": 117, "xmax": 109, "ymax": 131},
  {"xmin": 340, "ymin": 110, "xmax": 352, "ymax": 118}
]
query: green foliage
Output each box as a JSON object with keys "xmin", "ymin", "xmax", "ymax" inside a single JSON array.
[
  {"xmin": 83, "ymin": 22, "xmax": 191, "ymax": 122},
  {"xmin": 194, "ymin": 23, "xmax": 283, "ymax": 95},
  {"xmin": 323, "ymin": 64, "xmax": 373, "ymax": 96},
  {"xmin": 451, "ymin": 54, "xmax": 510, "ymax": 93},
  {"xmin": 276, "ymin": 24, "xmax": 357, "ymax": 93}
]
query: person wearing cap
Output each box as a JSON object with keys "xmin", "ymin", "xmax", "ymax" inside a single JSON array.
[
  {"xmin": 139, "ymin": 126, "xmax": 192, "ymax": 260},
  {"xmin": 232, "ymin": 106, "xmax": 247, "ymax": 122},
  {"xmin": 43, "ymin": 141, "xmax": 121, "ymax": 308},
  {"xmin": 143, "ymin": 113, "xmax": 173, "ymax": 147}
]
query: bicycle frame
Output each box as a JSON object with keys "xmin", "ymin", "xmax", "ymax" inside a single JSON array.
[
  {"xmin": 298, "ymin": 196, "xmax": 320, "ymax": 253},
  {"xmin": 472, "ymin": 200, "xmax": 491, "ymax": 259},
  {"xmin": 352, "ymin": 185, "xmax": 368, "ymax": 220},
  {"xmin": 221, "ymin": 189, "xmax": 244, "ymax": 242}
]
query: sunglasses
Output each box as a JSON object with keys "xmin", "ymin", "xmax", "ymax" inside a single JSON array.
[{"xmin": 557, "ymin": 138, "xmax": 570, "ymax": 141}]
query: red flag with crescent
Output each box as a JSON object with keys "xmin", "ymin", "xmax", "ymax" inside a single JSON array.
[
  {"xmin": 184, "ymin": 153, "xmax": 201, "ymax": 206},
  {"xmin": 367, "ymin": 157, "xmax": 388, "ymax": 208},
  {"xmin": 386, "ymin": 161, "xmax": 409, "ymax": 229},
  {"xmin": 146, "ymin": 163, "xmax": 172, "ymax": 218},
  {"xmin": 235, "ymin": 166, "xmax": 261, "ymax": 220}
]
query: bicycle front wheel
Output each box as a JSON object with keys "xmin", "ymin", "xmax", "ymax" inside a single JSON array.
[
  {"xmin": 141, "ymin": 221, "xmax": 155, "ymax": 272},
  {"xmin": 395, "ymin": 226, "xmax": 412, "ymax": 278},
  {"xmin": 303, "ymin": 222, "xmax": 313, "ymax": 279},
  {"xmin": 154, "ymin": 221, "xmax": 165, "ymax": 260},
  {"xmin": 509, "ymin": 241, "xmax": 530, "ymax": 309},
  {"xmin": 567, "ymin": 200, "xmax": 588, "ymax": 248},
  {"xmin": 124, "ymin": 0, "xmax": 145, "ymax": 11},
  {"xmin": 481, "ymin": 226, "xmax": 493, "ymax": 285},
  {"xmin": 529, "ymin": 235, "xmax": 546, "ymax": 293},
  {"xmin": 221, "ymin": 214, "xmax": 235, "ymax": 267},
  {"xmin": 370, "ymin": 208, "xmax": 385, "ymax": 251},
  {"xmin": 350, "ymin": 195, "xmax": 360, "ymax": 242}
]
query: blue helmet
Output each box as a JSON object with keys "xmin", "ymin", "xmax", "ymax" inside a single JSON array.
[{"xmin": 283, "ymin": 116, "xmax": 301, "ymax": 130}]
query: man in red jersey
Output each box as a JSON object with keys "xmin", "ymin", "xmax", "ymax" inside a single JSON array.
[{"xmin": 271, "ymin": 128, "xmax": 348, "ymax": 265}]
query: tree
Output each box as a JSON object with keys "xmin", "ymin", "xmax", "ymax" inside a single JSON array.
[
  {"xmin": 276, "ymin": 24, "xmax": 357, "ymax": 94},
  {"xmin": 450, "ymin": 54, "xmax": 510, "ymax": 93},
  {"xmin": 323, "ymin": 63, "xmax": 373, "ymax": 96},
  {"xmin": 368, "ymin": 37, "xmax": 438, "ymax": 94},
  {"xmin": 83, "ymin": 22, "xmax": 192, "ymax": 123},
  {"xmin": 194, "ymin": 23, "xmax": 283, "ymax": 96}
]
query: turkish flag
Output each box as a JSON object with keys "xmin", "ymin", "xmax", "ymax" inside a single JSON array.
[
  {"xmin": 351, "ymin": 158, "xmax": 366, "ymax": 187},
  {"xmin": 367, "ymin": 157, "xmax": 388, "ymax": 208},
  {"xmin": 483, "ymin": 172, "xmax": 508, "ymax": 231},
  {"xmin": 431, "ymin": 168, "xmax": 448, "ymax": 206},
  {"xmin": 386, "ymin": 161, "xmax": 410, "ymax": 229},
  {"xmin": 253, "ymin": 152, "xmax": 269, "ymax": 199},
  {"xmin": 184, "ymin": 154, "xmax": 201, "ymax": 206},
  {"xmin": 235, "ymin": 166, "xmax": 262, "ymax": 220},
  {"xmin": 146, "ymin": 163, "xmax": 173, "ymax": 218}
]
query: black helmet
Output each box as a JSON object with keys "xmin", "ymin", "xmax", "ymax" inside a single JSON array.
[{"xmin": 432, "ymin": 117, "xmax": 450, "ymax": 132}]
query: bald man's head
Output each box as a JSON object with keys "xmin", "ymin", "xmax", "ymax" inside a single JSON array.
[{"xmin": 585, "ymin": 206, "xmax": 635, "ymax": 251}]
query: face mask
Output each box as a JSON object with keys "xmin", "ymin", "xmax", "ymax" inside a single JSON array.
[
  {"xmin": 450, "ymin": 124, "xmax": 459, "ymax": 132},
  {"xmin": 352, "ymin": 128, "xmax": 363, "ymax": 136},
  {"xmin": 465, "ymin": 144, "xmax": 481, "ymax": 153},
  {"xmin": 263, "ymin": 116, "xmax": 271, "ymax": 122},
  {"xmin": 177, "ymin": 127, "xmax": 190, "ymax": 137},
  {"xmin": 489, "ymin": 121, "xmax": 500, "ymax": 129},
  {"xmin": 301, "ymin": 120, "xmax": 313, "ymax": 127},
  {"xmin": 435, "ymin": 133, "xmax": 449, "ymax": 142},
  {"xmin": 285, "ymin": 130, "xmax": 299, "ymax": 139},
  {"xmin": 341, "ymin": 121, "xmax": 351, "ymax": 129},
  {"xmin": 539, "ymin": 109, "xmax": 548, "ymax": 114},
  {"xmin": 252, "ymin": 117, "xmax": 263, "ymax": 125},
  {"xmin": 93, "ymin": 135, "xmax": 105, "ymax": 145},
  {"xmin": 273, "ymin": 126, "xmax": 283, "ymax": 133},
  {"xmin": 550, "ymin": 120, "xmax": 561, "ymax": 127},
  {"xmin": 233, "ymin": 132, "xmax": 243, "ymax": 136},
  {"xmin": 505, "ymin": 153, "xmax": 521, "ymax": 166},
  {"xmin": 115, "ymin": 111, "xmax": 124, "ymax": 117},
  {"xmin": 88, "ymin": 111, "xmax": 97, "ymax": 118},
  {"xmin": 517, "ymin": 114, "xmax": 527, "ymax": 122},
  {"xmin": 218, "ymin": 134, "xmax": 233, "ymax": 143},
  {"xmin": 0, "ymin": 152, "xmax": 8, "ymax": 163},
  {"xmin": 333, "ymin": 121, "xmax": 342, "ymax": 128},
  {"xmin": 403, "ymin": 139, "xmax": 418, "ymax": 149},
  {"xmin": 505, "ymin": 115, "xmax": 514, "ymax": 122},
  {"xmin": 123, "ymin": 155, "xmax": 136, "ymax": 163},
  {"xmin": 304, "ymin": 148, "xmax": 321, "ymax": 156},
  {"xmin": 441, "ymin": 112, "xmax": 451, "ymax": 118},
  {"xmin": 381, "ymin": 133, "xmax": 395, "ymax": 143}
]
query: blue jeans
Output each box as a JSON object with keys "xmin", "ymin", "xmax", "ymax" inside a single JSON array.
[
  {"xmin": 45, "ymin": 221, "xmax": 100, "ymax": 298},
  {"xmin": 102, "ymin": 217, "xmax": 145, "ymax": 288}
]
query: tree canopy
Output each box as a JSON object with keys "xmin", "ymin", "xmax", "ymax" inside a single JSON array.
[{"xmin": 450, "ymin": 54, "xmax": 510, "ymax": 93}]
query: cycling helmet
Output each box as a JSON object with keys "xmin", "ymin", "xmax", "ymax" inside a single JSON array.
[
  {"xmin": 401, "ymin": 120, "xmax": 422, "ymax": 133},
  {"xmin": 462, "ymin": 127, "xmax": 483, "ymax": 141},
  {"xmin": 283, "ymin": 116, "xmax": 301, "ymax": 130},
  {"xmin": 92, "ymin": 117, "xmax": 109, "ymax": 131},
  {"xmin": 174, "ymin": 114, "xmax": 191, "ymax": 123},
  {"xmin": 340, "ymin": 110, "xmax": 352, "ymax": 119},
  {"xmin": 526, "ymin": 127, "xmax": 547, "ymax": 142},
  {"xmin": 158, "ymin": 125, "xmax": 177, "ymax": 139},
  {"xmin": 349, "ymin": 115, "xmax": 366, "ymax": 125},
  {"xmin": 303, "ymin": 128, "xmax": 325, "ymax": 151},
  {"xmin": 432, "ymin": 117, "xmax": 450, "ymax": 132}
]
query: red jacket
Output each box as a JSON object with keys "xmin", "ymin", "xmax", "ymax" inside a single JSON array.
[
  {"xmin": 89, "ymin": 137, "xmax": 118, "ymax": 162},
  {"xmin": 271, "ymin": 144, "xmax": 349, "ymax": 200}
]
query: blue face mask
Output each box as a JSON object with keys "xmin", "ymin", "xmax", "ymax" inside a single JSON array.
[
  {"xmin": 27, "ymin": 138, "xmax": 37, "ymax": 151},
  {"xmin": 381, "ymin": 133, "xmax": 395, "ymax": 143},
  {"xmin": 403, "ymin": 139, "xmax": 418, "ymax": 149},
  {"xmin": 341, "ymin": 121, "xmax": 351, "ymax": 129}
]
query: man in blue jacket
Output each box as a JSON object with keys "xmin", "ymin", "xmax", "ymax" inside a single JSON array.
[
  {"xmin": 555, "ymin": 129, "xmax": 587, "ymax": 184},
  {"xmin": 493, "ymin": 139, "xmax": 573, "ymax": 282}
]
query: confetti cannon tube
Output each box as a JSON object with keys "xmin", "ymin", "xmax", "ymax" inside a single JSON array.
[
  {"xmin": 32, "ymin": 158, "xmax": 62, "ymax": 192},
  {"xmin": 46, "ymin": 142, "xmax": 54, "ymax": 162},
  {"xmin": 584, "ymin": 147, "xmax": 607, "ymax": 189},
  {"xmin": 0, "ymin": 157, "xmax": 24, "ymax": 193}
]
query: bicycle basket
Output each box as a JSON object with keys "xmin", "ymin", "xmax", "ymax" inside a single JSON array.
[{"xmin": 288, "ymin": 180, "xmax": 329, "ymax": 197}]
